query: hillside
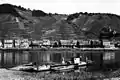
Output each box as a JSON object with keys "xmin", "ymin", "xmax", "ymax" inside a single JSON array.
[
  {"xmin": 67, "ymin": 13, "xmax": 120, "ymax": 40},
  {"xmin": 0, "ymin": 3, "xmax": 120, "ymax": 40}
]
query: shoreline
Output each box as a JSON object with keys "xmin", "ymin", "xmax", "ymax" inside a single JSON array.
[
  {"xmin": 0, "ymin": 68, "xmax": 120, "ymax": 80},
  {"xmin": 0, "ymin": 47, "xmax": 120, "ymax": 52}
]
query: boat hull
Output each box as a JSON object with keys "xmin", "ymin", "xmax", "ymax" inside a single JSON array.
[
  {"xmin": 8, "ymin": 64, "xmax": 51, "ymax": 72},
  {"xmin": 8, "ymin": 65, "xmax": 34, "ymax": 72},
  {"xmin": 51, "ymin": 65, "xmax": 75, "ymax": 71}
]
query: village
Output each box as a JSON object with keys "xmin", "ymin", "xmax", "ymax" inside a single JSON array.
[{"xmin": 0, "ymin": 39, "xmax": 119, "ymax": 49}]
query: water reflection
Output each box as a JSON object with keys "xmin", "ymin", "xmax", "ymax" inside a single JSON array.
[
  {"xmin": 0, "ymin": 50, "xmax": 120, "ymax": 71},
  {"xmin": 103, "ymin": 52, "xmax": 115, "ymax": 63}
]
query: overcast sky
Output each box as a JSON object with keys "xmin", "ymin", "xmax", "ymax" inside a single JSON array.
[{"xmin": 0, "ymin": 0, "xmax": 119, "ymax": 15}]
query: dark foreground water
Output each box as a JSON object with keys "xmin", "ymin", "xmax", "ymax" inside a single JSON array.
[{"xmin": 0, "ymin": 50, "xmax": 120, "ymax": 71}]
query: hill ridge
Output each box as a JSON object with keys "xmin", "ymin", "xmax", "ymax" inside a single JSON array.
[{"xmin": 0, "ymin": 3, "xmax": 120, "ymax": 40}]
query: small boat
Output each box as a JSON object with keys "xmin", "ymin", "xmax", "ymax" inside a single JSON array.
[
  {"xmin": 33, "ymin": 65, "xmax": 51, "ymax": 72},
  {"xmin": 51, "ymin": 56, "xmax": 93, "ymax": 71},
  {"xmin": 8, "ymin": 65, "xmax": 34, "ymax": 71},
  {"xmin": 8, "ymin": 62, "xmax": 51, "ymax": 72},
  {"xmin": 51, "ymin": 57, "xmax": 75, "ymax": 71},
  {"xmin": 8, "ymin": 62, "xmax": 36, "ymax": 71},
  {"xmin": 76, "ymin": 61, "xmax": 87, "ymax": 66},
  {"xmin": 51, "ymin": 65, "xmax": 74, "ymax": 71}
]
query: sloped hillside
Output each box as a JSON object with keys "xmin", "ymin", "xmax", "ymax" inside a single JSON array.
[
  {"xmin": 67, "ymin": 13, "xmax": 120, "ymax": 39},
  {"xmin": 40, "ymin": 19, "xmax": 78, "ymax": 40},
  {"xmin": 0, "ymin": 14, "xmax": 17, "ymax": 38},
  {"xmin": 1, "ymin": 3, "xmax": 120, "ymax": 40},
  {"xmin": 31, "ymin": 16, "xmax": 57, "ymax": 40}
]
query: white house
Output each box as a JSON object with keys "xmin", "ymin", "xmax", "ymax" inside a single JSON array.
[
  {"xmin": 0, "ymin": 40, "xmax": 3, "ymax": 48},
  {"xmin": 19, "ymin": 39, "xmax": 30, "ymax": 48},
  {"xmin": 42, "ymin": 39, "xmax": 50, "ymax": 46},
  {"xmin": 4, "ymin": 40, "xmax": 13, "ymax": 48}
]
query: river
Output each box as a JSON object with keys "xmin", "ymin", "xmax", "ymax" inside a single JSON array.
[{"xmin": 0, "ymin": 50, "xmax": 120, "ymax": 71}]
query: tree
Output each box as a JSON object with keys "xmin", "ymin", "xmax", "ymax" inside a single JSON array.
[
  {"xmin": 76, "ymin": 41, "xmax": 80, "ymax": 48},
  {"xmin": 58, "ymin": 41, "xmax": 62, "ymax": 47},
  {"xmin": 32, "ymin": 10, "xmax": 47, "ymax": 17},
  {"xmin": 67, "ymin": 13, "xmax": 79, "ymax": 21},
  {"xmin": 53, "ymin": 42, "xmax": 58, "ymax": 47}
]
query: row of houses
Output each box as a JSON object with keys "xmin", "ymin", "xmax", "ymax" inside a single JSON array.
[
  {"xmin": 0, "ymin": 39, "xmax": 118, "ymax": 49},
  {"xmin": 0, "ymin": 39, "xmax": 30, "ymax": 49}
]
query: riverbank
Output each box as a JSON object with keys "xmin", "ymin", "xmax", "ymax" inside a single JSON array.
[
  {"xmin": 0, "ymin": 68, "xmax": 120, "ymax": 80},
  {"xmin": 1, "ymin": 47, "xmax": 120, "ymax": 52}
]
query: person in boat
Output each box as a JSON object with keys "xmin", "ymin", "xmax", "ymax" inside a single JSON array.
[
  {"xmin": 62, "ymin": 57, "xmax": 72, "ymax": 65},
  {"xmin": 62, "ymin": 57, "xmax": 66, "ymax": 64},
  {"xmin": 79, "ymin": 56, "xmax": 82, "ymax": 64},
  {"xmin": 85, "ymin": 57, "xmax": 89, "ymax": 63},
  {"xmin": 80, "ymin": 56, "xmax": 82, "ymax": 61}
]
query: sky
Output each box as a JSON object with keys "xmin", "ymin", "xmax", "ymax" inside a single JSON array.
[{"xmin": 0, "ymin": 0, "xmax": 120, "ymax": 15}]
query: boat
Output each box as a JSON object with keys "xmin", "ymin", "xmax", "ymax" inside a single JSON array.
[
  {"xmin": 51, "ymin": 57, "xmax": 87, "ymax": 71},
  {"xmin": 51, "ymin": 65, "xmax": 74, "ymax": 71},
  {"xmin": 51, "ymin": 58, "xmax": 74, "ymax": 71},
  {"xmin": 33, "ymin": 65, "xmax": 51, "ymax": 72},
  {"xmin": 8, "ymin": 56, "xmax": 93, "ymax": 72},
  {"xmin": 51, "ymin": 56, "xmax": 93, "ymax": 71},
  {"xmin": 8, "ymin": 62, "xmax": 51, "ymax": 72},
  {"xmin": 8, "ymin": 65, "xmax": 34, "ymax": 71}
]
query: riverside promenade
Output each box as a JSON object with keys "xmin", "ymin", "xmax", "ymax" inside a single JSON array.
[{"xmin": 0, "ymin": 47, "xmax": 120, "ymax": 52}]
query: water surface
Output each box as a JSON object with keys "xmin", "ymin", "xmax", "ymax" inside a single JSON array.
[{"xmin": 0, "ymin": 50, "xmax": 120, "ymax": 71}]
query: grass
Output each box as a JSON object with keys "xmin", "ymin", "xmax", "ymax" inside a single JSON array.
[
  {"xmin": 1, "ymin": 68, "xmax": 120, "ymax": 80},
  {"xmin": 13, "ymin": 69, "xmax": 106, "ymax": 80}
]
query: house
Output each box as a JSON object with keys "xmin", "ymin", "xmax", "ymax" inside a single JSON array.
[
  {"xmin": 102, "ymin": 40, "xmax": 115, "ymax": 48},
  {"xmin": 90, "ymin": 39, "xmax": 102, "ymax": 48},
  {"xmin": 42, "ymin": 39, "xmax": 51, "ymax": 46},
  {"xmin": 72, "ymin": 40, "xmax": 77, "ymax": 46},
  {"xmin": 15, "ymin": 39, "xmax": 21, "ymax": 48},
  {"xmin": 0, "ymin": 40, "xmax": 3, "ymax": 48},
  {"xmin": 29, "ymin": 40, "xmax": 42, "ymax": 48},
  {"xmin": 60, "ymin": 40, "xmax": 71, "ymax": 47},
  {"xmin": 4, "ymin": 40, "xmax": 13, "ymax": 48},
  {"xmin": 59, "ymin": 40, "xmax": 77, "ymax": 48},
  {"xmin": 78, "ymin": 40, "xmax": 90, "ymax": 48},
  {"xmin": 19, "ymin": 39, "xmax": 30, "ymax": 48},
  {"xmin": 50, "ymin": 40, "xmax": 58, "ymax": 47}
]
